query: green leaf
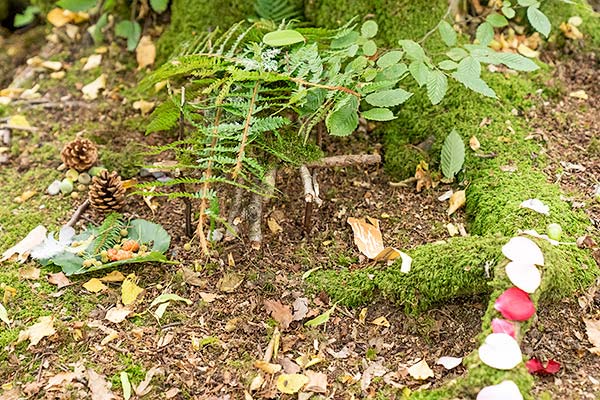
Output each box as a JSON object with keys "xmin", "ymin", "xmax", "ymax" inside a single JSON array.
[
  {"xmin": 326, "ymin": 95, "xmax": 359, "ymax": 137},
  {"xmin": 263, "ymin": 29, "xmax": 305, "ymax": 46},
  {"xmin": 476, "ymin": 22, "xmax": 494, "ymax": 46},
  {"xmin": 438, "ymin": 60, "xmax": 458, "ymax": 70},
  {"xmin": 426, "ymin": 70, "xmax": 448, "ymax": 105},
  {"xmin": 456, "ymin": 56, "xmax": 481, "ymax": 78},
  {"xmin": 115, "ymin": 20, "xmax": 142, "ymax": 51},
  {"xmin": 361, "ymin": 108, "xmax": 396, "ymax": 121},
  {"xmin": 494, "ymin": 52, "xmax": 539, "ymax": 71},
  {"xmin": 365, "ymin": 88, "xmax": 413, "ymax": 107},
  {"xmin": 362, "ymin": 40, "xmax": 377, "ymax": 56},
  {"xmin": 378, "ymin": 63, "xmax": 407, "ymax": 80},
  {"xmin": 305, "ymin": 305, "xmax": 336, "ymax": 327},
  {"xmin": 409, "ymin": 61, "xmax": 429, "ymax": 87},
  {"xmin": 14, "ymin": 6, "xmax": 39, "ymax": 27},
  {"xmin": 452, "ymin": 72, "xmax": 497, "ymax": 98},
  {"xmin": 331, "ymin": 31, "xmax": 360, "ymax": 49},
  {"xmin": 487, "ymin": 13, "xmax": 509, "ymax": 28},
  {"xmin": 56, "ymin": 0, "xmax": 96, "ymax": 11},
  {"xmin": 502, "ymin": 6, "xmax": 516, "ymax": 19},
  {"xmin": 377, "ymin": 51, "xmax": 403, "ymax": 68},
  {"xmin": 150, "ymin": 293, "xmax": 192, "ymax": 308},
  {"xmin": 91, "ymin": 12, "xmax": 109, "ymax": 45},
  {"xmin": 361, "ymin": 20, "xmax": 378, "ymax": 38},
  {"xmin": 518, "ymin": 0, "xmax": 540, "ymax": 6},
  {"xmin": 438, "ymin": 21, "xmax": 457, "ymax": 46},
  {"xmin": 398, "ymin": 40, "xmax": 425, "ymax": 61},
  {"xmin": 527, "ymin": 6, "xmax": 551, "ymax": 37},
  {"xmin": 440, "ymin": 129, "xmax": 465, "ymax": 179},
  {"xmin": 128, "ymin": 219, "xmax": 171, "ymax": 252},
  {"xmin": 446, "ymin": 47, "xmax": 468, "ymax": 61},
  {"xmin": 150, "ymin": 0, "xmax": 169, "ymax": 13}
]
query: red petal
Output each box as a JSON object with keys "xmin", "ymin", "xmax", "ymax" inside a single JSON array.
[
  {"xmin": 494, "ymin": 287, "xmax": 536, "ymax": 321},
  {"xmin": 544, "ymin": 359, "xmax": 561, "ymax": 374},
  {"xmin": 525, "ymin": 358, "xmax": 544, "ymax": 373},
  {"xmin": 491, "ymin": 318, "xmax": 516, "ymax": 338}
]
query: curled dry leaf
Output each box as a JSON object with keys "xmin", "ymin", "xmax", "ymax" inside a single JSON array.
[
  {"xmin": 478, "ymin": 333, "xmax": 522, "ymax": 370},
  {"xmin": 583, "ymin": 318, "xmax": 600, "ymax": 355},
  {"xmin": 494, "ymin": 287, "xmax": 536, "ymax": 321},
  {"xmin": 304, "ymin": 370, "xmax": 327, "ymax": 393},
  {"xmin": 477, "ymin": 380, "xmax": 523, "ymax": 400},
  {"xmin": 505, "ymin": 261, "xmax": 541, "ymax": 294},
  {"xmin": 254, "ymin": 360, "xmax": 282, "ymax": 374},
  {"xmin": 219, "ymin": 272, "xmax": 244, "ymax": 292},
  {"xmin": 136, "ymin": 35, "xmax": 156, "ymax": 69},
  {"xmin": 370, "ymin": 316, "xmax": 390, "ymax": 328},
  {"xmin": 447, "ymin": 190, "xmax": 466, "ymax": 216},
  {"xmin": 292, "ymin": 297, "xmax": 309, "ymax": 321},
  {"xmin": 17, "ymin": 316, "xmax": 56, "ymax": 348},
  {"xmin": 407, "ymin": 359, "xmax": 434, "ymax": 380},
  {"xmin": 82, "ymin": 54, "xmax": 102, "ymax": 71},
  {"xmin": 134, "ymin": 367, "xmax": 161, "ymax": 397},
  {"xmin": 133, "ymin": 100, "xmax": 155, "ymax": 116},
  {"xmin": 347, "ymin": 217, "xmax": 411, "ymax": 267},
  {"xmin": 264, "ymin": 299, "xmax": 293, "ymax": 329},
  {"xmin": 82, "ymin": 74, "xmax": 106, "ymax": 100}
]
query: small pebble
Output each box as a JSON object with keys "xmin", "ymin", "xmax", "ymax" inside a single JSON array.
[
  {"xmin": 47, "ymin": 180, "xmax": 61, "ymax": 195},
  {"xmin": 152, "ymin": 171, "xmax": 166, "ymax": 179},
  {"xmin": 139, "ymin": 168, "xmax": 152, "ymax": 177},
  {"xmin": 157, "ymin": 176, "xmax": 172, "ymax": 183},
  {"xmin": 78, "ymin": 173, "xmax": 91, "ymax": 184},
  {"xmin": 59, "ymin": 178, "xmax": 74, "ymax": 194}
]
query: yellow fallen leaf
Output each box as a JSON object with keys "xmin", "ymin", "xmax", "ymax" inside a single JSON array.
[
  {"xmin": 407, "ymin": 359, "xmax": 434, "ymax": 380},
  {"xmin": 17, "ymin": 316, "xmax": 56, "ymax": 348},
  {"xmin": 569, "ymin": 90, "xmax": 588, "ymax": 100},
  {"xmin": 100, "ymin": 270, "xmax": 126, "ymax": 282},
  {"xmin": 517, "ymin": 43, "xmax": 539, "ymax": 58},
  {"xmin": 83, "ymin": 278, "xmax": 107, "ymax": 293},
  {"xmin": 446, "ymin": 223, "xmax": 459, "ymax": 237},
  {"xmin": 370, "ymin": 316, "xmax": 390, "ymax": 328},
  {"xmin": 469, "ymin": 135, "xmax": 481, "ymax": 151},
  {"xmin": 82, "ymin": 74, "xmax": 106, "ymax": 100},
  {"xmin": 276, "ymin": 373, "xmax": 309, "ymax": 394},
  {"xmin": 100, "ymin": 331, "xmax": 119, "ymax": 345},
  {"xmin": 47, "ymin": 8, "xmax": 71, "ymax": 27},
  {"xmin": 3, "ymin": 286, "xmax": 17, "ymax": 303},
  {"xmin": 447, "ymin": 190, "xmax": 466, "ymax": 216},
  {"xmin": 154, "ymin": 81, "xmax": 168, "ymax": 93},
  {"xmin": 253, "ymin": 360, "xmax": 282, "ymax": 374},
  {"xmin": 122, "ymin": 274, "xmax": 144, "ymax": 305},
  {"xmin": 295, "ymin": 354, "xmax": 323, "ymax": 368},
  {"xmin": 358, "ymin": 307, "xmax": 368, "ymax": 324},
  {"xmin": 267, "ymin": 217, "xmax": 283, "ymax": 234},
  {"xmin": 136, "ymin": 35, "xmax": 156, "ymax": 69},
  {"xmin": 560, "ymin": 22, "xmax": 584, "ymax": 40},
  {"xmin": 8, "ymin": 114, "xmax": 31, "ymax": 129},
  {"xmin": 0, "ymin": 88, "xmax": 24, "ymax": 97},
  {"xmin": 133, "ymin": 100, "xmax": 155, "ymax": 115},
  {"xmin": 13, "ymin": 189, "xmax": 36, "ymax": 203}
]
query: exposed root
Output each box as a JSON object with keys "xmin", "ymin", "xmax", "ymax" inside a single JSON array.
[{"xmin": 305, "ymin": 153, "xmax": 381, "ymax": 169}]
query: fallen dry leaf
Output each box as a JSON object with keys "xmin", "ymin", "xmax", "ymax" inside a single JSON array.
[
  {"xmin": 304, "ymin": 370, "xmax": 327, "ymax": 393},
  {"xmin": 447, "ymin": 190, "xmax": 466, "ymax": 216},
  {"xmin": 134, "ymin": 367, "xmax": 161, "ymax": 397},
  {"xmin": 560, "ymin": 21, "xmax": 584, "ymax": 40},
  {"xmin": 264, "ymin": 299, "xmax": 293, "ymax": 329},
  {"xmin": 83, "ymin": 278, "xmax": 107, "ymax": 293},
  {"xmin": 371, "ymin": 316, "xmax": 391, "ymax": 328},
  {"xmin": 254, "ymin": 360, "xmax": 282, "ymax": 374},
  {"xmin": 82, "ymin": 54, "xmax": 102, "ymax": 71},
  {"xmin": 47, "ymin": 8, "xmax": 71, "ymax": 27},
  {"xmin": 136, "ymin": 35, "xmax": 156, "ymax": 69},
  {"xmin": 82, "ymin": 74, "xmax": 106, "ymax": 100},
  {"xmin": 415, "ymin": 161, "xmax": 432, "ymax": 193},
  {"xmin": 181, "ymin": 267, "xmax": 206, "ymax": 287},
  {"xmin": 105, "ymin": 305, "xmax": 132, "ymax": 324},
  {"xmin": 219, "ymin": 272, "xmax": 244, "ymax": 292},
  {"xmin": 199, "ymin": 292, "xmax": 221, "ymax": 303},
  {"xmin": 122, "ymin": 274, "xmax": 143, "ymax": 305},
  {"xmin": 267, "ymin": 217, "xmax": 283, "ymax": 234},
  {"xmin": 407, "ymin": 359, "xmax": 434, "ymax": 380},
  {"xmin": 45, "ymin": 363, "xmax": 85, "ymax": 389},
  {"xmin": 0, "ymin": 225, "xmax": 45, "ymax": 262},
  {"xmin": 292, "ymin": 297, "xmax": 309, "ymax": 321},
  {"xmin": 18, "ymin": 266, "xmax": 40, "ymax": 280},
  {"xmin": 13, "ymin": 189, "xmax": 36, "ymax": 203},
  {"xmin": 133, "ymin": 100, "xmax": 155, "ymax": 115},
  {"xmin": 17, "ymin": 316, "xmax": 56, "ymax": 348},
  {"xmin": 276, "ymin": 373, "xmax": 309, "ymax": 394},
  {"xmin": 347, "ymin": 216, "xmax": 383, "ymax": 259},
  {"xmin": 100, "ymin": 271, "xmax": 126, "ymax": 282},
  {"xmin": 583, "ymin": 318, "xmax": 600, "ymax": 355},
  {"xmin": 517, "ymin": 43, "xmax": 539, "ymax": 58},
  {"xmin": 569, "ymin": 90, "xmax": 588, "ymax": 100},
  {"xmin": 87, "ymin": 369, "xmax": 115, "ymax": 400},
  {"xmin": 8, "ymin": 114, "xmax": 31, "ymax": 129},
  {"xmin": 469, "ymin": 135, "xmax": 481, "ymax": 151},
  {"xmin": 48, "ymin": 272, "xmax": 71, "ymax": 288}
]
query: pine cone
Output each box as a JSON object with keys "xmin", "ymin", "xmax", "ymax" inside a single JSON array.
[
  {"xmin": 89, "ymin": 170, "xmax": 126, "ymax": 212},
  {"xmin": 61, "ymin": 138, "xmax": 98, "ymax": 172}
]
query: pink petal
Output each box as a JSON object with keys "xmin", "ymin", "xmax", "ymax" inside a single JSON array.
[
  {"xmin": 491, "ymin": 318, "xmax": 516, "ymax": 338},
  {"xmin": 545, "ymin": 359, "xmax": 561, "ymax": 374},
  {"xmin": 525, "ymin": 358, "xmax": 544, "ymax": 374},
  {"xmin": 494, "ymin": 288, "xmax": 536, "ymax": 321},
  {"xmin": 526, "ymin": 358, "xmax": 561, "ymax": 375}
]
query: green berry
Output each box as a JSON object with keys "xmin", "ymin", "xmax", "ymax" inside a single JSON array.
[
  {"xmin": 120, "ymin": 229, "xmax": 129, "ymax": 237},
  {"xmin": 547, "ymin": 223, "xmax": 563, "ymax": 241},
  {"xmin": 183, "ymin": 243, "xmax": 192, "ymax": 251},
  {"xmin": 59, "ymin": 178, "xmax": 74, "ymax": 194},
  {"xmin": 65, "ymin": 168, "xmax": 79, "ymax": 181}
]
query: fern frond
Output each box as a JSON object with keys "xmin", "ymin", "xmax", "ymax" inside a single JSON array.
[
  {"xmin": 255, "ymin": 0, "xmax": 303, "ymax": 22},
  {"xmin": 146, "ymin": 98, "xmax": 179, "ymax": 134},
  {"xmin": 88, "ymin": 213, "xmax": 125, "ymax": 255}
]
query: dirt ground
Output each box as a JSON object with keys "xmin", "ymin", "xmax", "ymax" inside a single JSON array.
[{"xmin": 0, "ymin": 16, "xmax": 599, "ymax": 400}]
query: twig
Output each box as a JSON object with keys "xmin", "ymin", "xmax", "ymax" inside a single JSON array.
[
  {"xmin": 247, "ymin": 169, "xmax": 277, "ymax": 250},
  {"xmin": 389, "ymin": 177, "xmax": 417, "ymax": 187},
  {"xmin": 418, "ymin": 4, "xmax": 453, "ymax": 44},
  {"xmin": 300, "ymin": 166, "xmax": 322, "ymax": 234},
  {"xmin": 306, "ymin": 154, "xmax": 381, "ymax": 169},
  {"xmin": 177, "ymin": 88, "xmax": 193, "ymax": 238},
  {"xmin": 66, "ymin": 199, "xmax": 90, "ymax": 228}
]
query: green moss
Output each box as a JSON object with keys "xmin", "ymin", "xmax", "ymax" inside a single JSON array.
[
  {"xmin": 99, "ymin": 141, "xmax": 144, "ymax": 179},
  {"xmin": 541, "ymin": 0, "xmax": 600, "ymax": 49}
]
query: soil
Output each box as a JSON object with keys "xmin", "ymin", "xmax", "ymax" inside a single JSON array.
[{"xmin": 1, "ymin": 17, "xmax": 599, "ymax": 400}]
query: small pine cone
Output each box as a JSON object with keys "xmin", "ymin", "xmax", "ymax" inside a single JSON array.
[
  {"xmin": 60, "ymin": 138, "xmax": 98, "ymax": 172},
  {"xmin": 89, "ymin": 170, "xmax": 126, "ymax": 212}
]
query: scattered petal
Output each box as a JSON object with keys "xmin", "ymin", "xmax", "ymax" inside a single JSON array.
[
  {"xmin": 478, "ymin": 333, "xmax": 522, "ymax": 370},
  {"xmin": 525, "ymin": 358, "xmax": 561, "ymax": 375},
  {"xmin": 477, "ymin": 380, "xmax": 523, "ymax": 400},
  {"xmin": 436, "ymin": 356, "xmax": 462, "ymax": 370},
  {"xmin": 520, "ymin": 199, "xmax": 550, "ymax": 215},
  {"xmin": 505, "ymin": 261, "xmax": 541, "ymax": 293},
  {"xmin": 491, "ymin": 318, "xmax": 516, "ymax": 338},
  {"xmin": 494, "ymin": 287, "xmax": 536, "ymax": 321},
  {"xmin": 502, "ymin": 237, "xmax": 544, "ymax": 266}
]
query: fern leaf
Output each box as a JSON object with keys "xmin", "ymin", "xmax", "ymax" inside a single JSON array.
[{"xmin": 146, "ymin": 98, "xmax": 179, "ymax": 134}]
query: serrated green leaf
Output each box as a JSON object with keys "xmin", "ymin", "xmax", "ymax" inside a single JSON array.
[
  {"xmin": 398, "ymin": 40, "xmax": 425, "ymax": 61},
  {"xmin": 361, "ymin": 20, "xmax": 378, "ymax": 38},
  {"xmin": 128, "ymin": 219, "xmax": 171, "ymax": 252},
  {"xmin": 377, "ymin": 51, "xmax": 403, "ymax": 68},
  {"xmin": 502, "ymin": 6, "xmax": 516, "ymax": 19},
  {"xmin": 476, "ymin": 22, "xmax": 494, "ymax": 46},
  {"xmin": 263, "ymin": 30, "xmax": 305, "ymax": 46},
  {"xmin": 326, "ymin": 95, "xmax": 359, "ymax": 136},
  {"xmin": 409, "ymin": 61, "xmax": 429, "ymax": 87},
  {"xmin": 56, "ymin": 0, "xmax": 96, "ymax": 11},
  {"xmin": 150, "ymin": 0, "xmax": 169, "ymax": 13},
  {"xmin": 305, "ymin": 305, "xmax": 336, "ymax": 327},
  {"xmin": 487, "ymin": 13, "xmax": 509, "ymax": 27},
  {"xmin": 441, "ymin": 129, "xmax": 465, "ymax": 179},
  {"xmin": 363, "ymin": 40, "xmax": 377, "ymax": 56},
  {"xmin": 361, "ymin": 108, "xmax": 396, "ymax": 121},
  {"xmin": 378, "ymin": 63, "xmax": 407, "ymax": 80},
  {"xmin": 438, "ymin": 60, "xmax": 458, "ymax": 70},
  {"xmin": 446, "ymin": 47, "xmax": 468, "ymax": 61},
  {"xmin": 527, "ymin": 6, "xmax": 551, "ymax": 37},
  {"xmin": 115, "ymin": 20, "xmax": 141, "ymax": 51},
  {"xmin": 150, "ymin": 293, "xmax": 192, "ymax": 308},
  {"xmin": 438, "ymin": 21, "xmax": 457, "ymax": 46},
  {"xmin": 426, "ymin": 70, "xmax": 448, "ymax": 105},
  {"xmin": 365, "ymin": 88, "xmax": 413, "ymax": 107},
  {"xmin": 331, "ymin": 31, "xmax": 360, "ymax": 49},
  {"xmin": 494, "ymin": 52, "xmax": 539, "ymax": 71},
  {"xmin": 456, "ymin": 56, "xmax": 481, "ymax": 77},
  {"xmin": 452, "ymin": 72, "xmax": 497, "ymax": 98}
]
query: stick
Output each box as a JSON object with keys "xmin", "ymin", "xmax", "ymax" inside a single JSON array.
[
  {"xmin": 300, "ymin": 166, "xmax": 322, "ymax": 234},
  {"xmin": 300, "ymin": 165, "xmax": 316, "ymax": 203},
  {"xmin": 247, "ymin": 169, "xmax": 277, "ymax": 250},
  {"xmin": 66, "ymin": 199, "xmax": 90, "ymax": 228},
  {"xmin": 389, "ymin": 177, "xmax": 417, "ymax": 187},
  {"xmin": 224, "ymin": 186, "xmax": 244, "ymax": 242},
  {"xmin": 305, "ymin": 154, "xmax": 381, "ymax": 169}
]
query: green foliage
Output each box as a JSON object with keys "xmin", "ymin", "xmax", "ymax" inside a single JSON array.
[
  {"xmin": 88, "ymin": 212, "xmax": 125, "ymax": 255},
  {"xmin": 14, "ymin": 6, "xmax": 40, "ymax": 27},
  {"xmin": 150, "ymin": 0, "xmax": 169, "ymax": 13},
  {"xmin": 254, "ymin": 0, "xmax": 303, "ymax": 21},
  {"xmin": 115, "ymin": 20, "xmax": 142, "ymax": 51},
  {"xmin": 56, "ymin": 0, "xmax": 96, "ymax": 12},
  {"xmin": 440, "ymin": 129, "xmax": 465, "ymax": 179},
  {"xmin": 146, "ymin": 99, "xmax": 179, "ymax": 134},
  {"xmin": 262, "ymin": 29, "xmax": 305, "ymax": 46}
]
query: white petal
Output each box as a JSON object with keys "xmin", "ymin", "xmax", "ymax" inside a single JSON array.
[
  {"xmin": 435, "ymin": 356, "xmax": 462, "ymax": 370},
  {"xmin": 477, "ymin": 380, "xmax": 523, "ymax": 400},
  {"xmin": 399, "ymin": 251, "xmax": 412, "ymax": 273},
  {"xmin": 478, "ymin": 333, "xmax": 522, "ymax": 370},
  {"xmin": 519, "ymin": 198, "xmax": 550, "ymax": 215},
  {"xmin": 505, "ymin": 262, "xmax": 541, "ymax": 293},
  {"xmin": 58, "ymin": 226, "xmax": 76, "ymax": 245},
  {"xmin": 502, "ymin": 237, "xmax": 544, "ymax": 266}
]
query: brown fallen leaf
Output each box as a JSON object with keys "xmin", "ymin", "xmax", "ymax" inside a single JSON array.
[
  {"xmin": 48, "ymin": 272, "xmax": 72, "ymax": 288},
  {"xmin": 347, "ymin": 216, "xmax": 384, "ymax": 259},
  {"xmin": 105, "ymin": 305, "xmax": 132, "ymax": 324},
  {"xmin": 134, "ymin": 367, "xmax": 161, "ymax": 397},
  {"xmin": 447, "ymin": 190, "xmax": 466, "ymax": 216},
  {"xmin": 19, "ymin": 266, "xmax": 41, "ymax": 280},
  {"xmin": 219, "ymin": 272, "xmax": 244, "ymax": 292},
  {"xmin": 583, "ymin": 318, "xmax": 600, "ymax": 355},
  {"xmin": 407, "ymin": 359, "xmax": 434, "ymax": 380},
  {"xmin": 304, "ymin": 370, "xmax": 327, "ymax": 393},
  {"xmin": 45, "ymin": 363, "xmax": 85, "ymax": 389},
  {"xmin": 136, "ymin": 35, "xmax": 156, "ymax": 69},
  {"xmin": 264, "ymin": 299, "xmax": 293, "ymax": 329},
  {"xmin": 181, "ymin": 267, "xmax": 206, "ymax": 287},
  {"xmin": 17, "ymin": 316, "xmax": 56, "ymax": 348},
  {"xmin": 469, "ymin": 136, "xmax": 481, "ymax": 151},
  {"xmin": 292, "ymin": 297, "xmax": 309, "ymax": 321},
  {"xmin": 254, "ymin": 360, "xmax": 282, "ymax": 374},
  {"xmin": 87, "ymin": 369, "xmax": 115, "ymax": 400},
  {"xmin": 415, "ymin": 161, "xmax": 432, "ymax": 193},
  {"xmin": 199, "ymin": 292, "xmax": 221, "ymax": 303}
]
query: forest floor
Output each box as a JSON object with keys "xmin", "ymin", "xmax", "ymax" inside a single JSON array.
[{"xmin": 0, "ymin": 15, "xmax": 599, "ymax": 400}]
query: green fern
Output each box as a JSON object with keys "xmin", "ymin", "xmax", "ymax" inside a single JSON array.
[
  {"xmin": 146, "ymin": 98, "xmax": 179, "ymax": 134},
  {"xmin": 88, "ymin": 213, "xmax": 126, "ymax": 255},
  {"xmin": 254, "ymin": 0, "xmax": 303, "ymax": 21}
]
